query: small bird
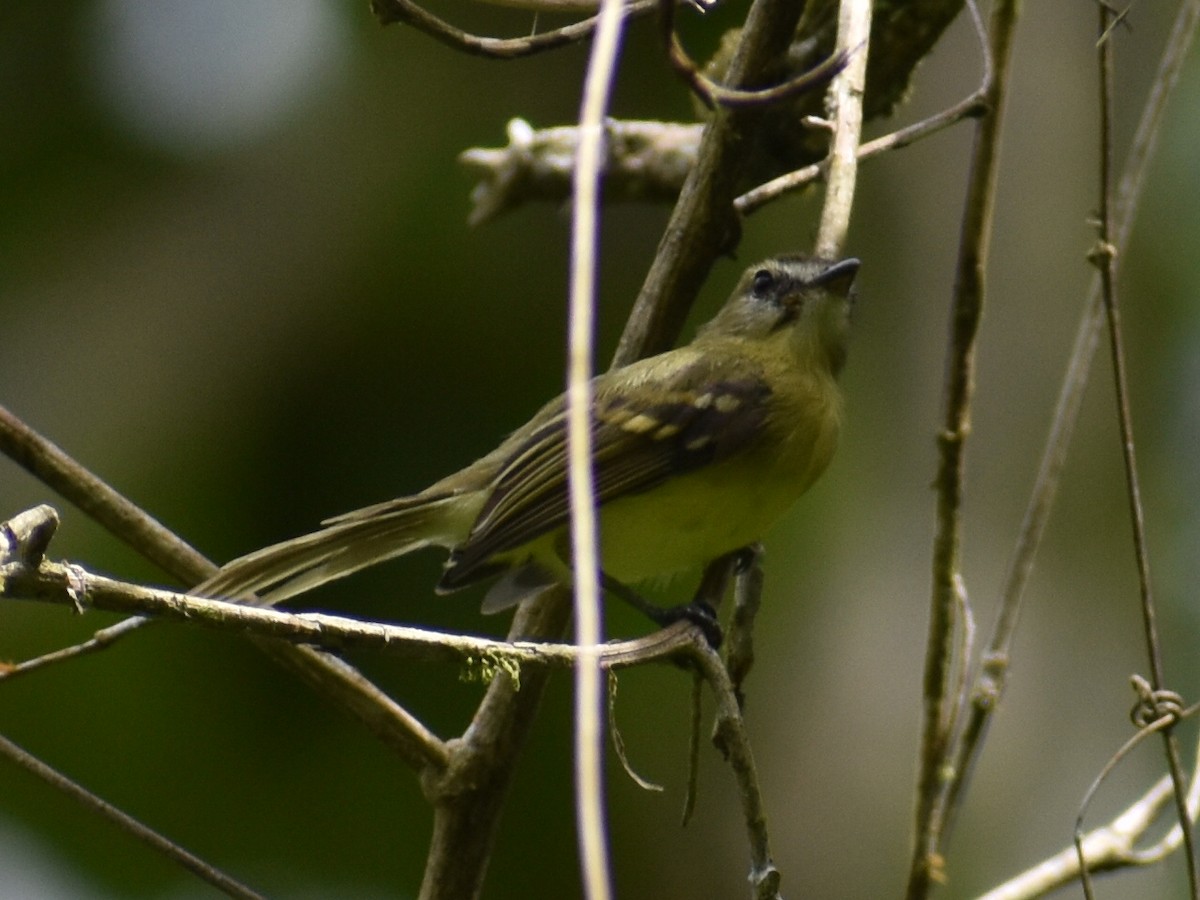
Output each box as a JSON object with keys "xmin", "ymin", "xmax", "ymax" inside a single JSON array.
[{"xmin": 195, "ymin": 255, "xmax": 859, "ymax": 623}]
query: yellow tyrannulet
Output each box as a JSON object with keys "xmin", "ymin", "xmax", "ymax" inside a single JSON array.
[{"xmin": 196, "ymin": 255, "xmax": 860, "ymax": 621}]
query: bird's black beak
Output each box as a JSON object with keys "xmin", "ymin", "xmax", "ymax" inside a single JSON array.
[{"xmin": 811, "ymin": 257, "xmax": 861, "ymax": 296}]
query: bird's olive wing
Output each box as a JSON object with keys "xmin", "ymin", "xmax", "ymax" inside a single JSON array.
[{"xmin": 439, "ymin": 360, "xmax": 770, "ymax": 588}]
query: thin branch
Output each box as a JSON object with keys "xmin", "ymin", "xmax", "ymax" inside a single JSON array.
[
  {"xmin": 943, "ymin": 0, "xmax": 1200, "ymax": 850},
  {"xmin": 0, "ymin": 504, "xmax": 59, "ymax": 566},
  {"xmin": 0, "ymin": 407, "xmax": 448, "ymax": 773},
  {"xmin": 568, "ymin": 0, "xmax": 626, "ymax": 895},
  {"xmin": 814, "ymin": 0, "xmax": 871, "ymax": 258},
  {"xmin": 458, "ymin": 87, "xmax": 986, "ymax": 229},
  {"xmin": 1084, "ymin": 685, "xmax": 1193, "ymax": 898},
  {"xmin": 0, "ymin": 615, "xmax": 151, "ymax": 682},
  {"xmin": 0, "ymin": 732, "xmax": 265, "ymax": 900},
  {"xmin": 0, "ymin": 405, "xmax": 211, "ymax": 583},
  {"xmin": 461, "ymin": 119, "xmax": 704, "ymax": 226},
  {"xmin": 370, "ymin": 0, "xmax": 657, "ymax": 59},
  {"xmin": 457, "ymin": 2, "xmax": 968, "ymax": 223},
  {"xmin": 418, "ymin": 590, "xmax": 572, "ymax": 899},
  {"xmin": 906, "ymin": 1, "xmax": 1021, "ymax": 896},
  {"xmin": 0, "ymin": 555, "xmax": 708, "ymax": 671},
  {"xmin": 690, "ymin": 641, "xmax": 780, "ymax": 900},
  {"xmin": 1093, "ymin": 0, "xmax": 1162, "ymax": 698},
  {"xmin": 659, "ymin": 0, "xmax": 846, "ymax": 110},
  {"xmin": 979, "ymin": 768, "xmax": 1191, "ymax": 900},
  {"xmin": 1091, "ymin": 3, "xmax": 1197, "ymax": 893},
  {"xmin": 473, "ymin": 0, "xmax": 642, "ymax": 11},
  {"xmin": 607, "ymin": 672, "xmax": 666, "ymax": 791},
  {"xmin": 613, "ymin": 0, "xmax": 810, "ymax": 365},
  {"xmin": 738, "ymin": 0, "xmax": 989, "ymax": 217},
  {"xmin": 736, "ymin": 90, "xmax": 987, "ymax": 215},
  {"xmin": 681, "ymin": 672, "xmax": 704, "ymax": 825},
  {"xmin": 1074, "ymin": 685, "xmax": 1185, "ymax": 899},
  {"xmin": 979, "ymin": 690, "xmax": 1200, "ymax": 900}
]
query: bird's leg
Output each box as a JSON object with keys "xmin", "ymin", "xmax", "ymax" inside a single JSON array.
[
  {"xmin": 600, "ymin": 567, "xmax": 727, "ymax": 649},
  {"xmin": 598, "ymin": 572, "xmax": 670, "ymax": 621}
]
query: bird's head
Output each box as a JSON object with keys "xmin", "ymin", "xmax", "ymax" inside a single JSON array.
[{"xmin": 700, "ymin": 255, "xmax": 860, "ymax": 377}]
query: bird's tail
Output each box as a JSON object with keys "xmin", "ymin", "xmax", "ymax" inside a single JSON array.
[{"xmin": 193, "ymin": 493, "xmax": 467, "ymax": 607}]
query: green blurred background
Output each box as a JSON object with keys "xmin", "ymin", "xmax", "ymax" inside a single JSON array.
[{"xmin": 1, "ymin": 1, "xmax": 1198, "ymax": 897}]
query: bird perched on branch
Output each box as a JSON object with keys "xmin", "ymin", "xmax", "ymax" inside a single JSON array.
[{"xmin": 195, "ymin": 255, "xmax": 859, "ymax": 629}]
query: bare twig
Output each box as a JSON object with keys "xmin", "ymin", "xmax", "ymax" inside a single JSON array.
[
  {"xmin": 0, "ymin": 731, "xmax": 265, "ymax": 900},
  {"xmin": 1090, "ymin": 4, "xmax": 1197, "ymax": 894},
  {"xmin": 370, "ymin": 0, "xmax": 657, "ymax": 59},
  {"xmin": 736, "ymin": 90, "xmax": 987, "ymax": 215},
  {"xmin": 659, "ymin": 0, "xmax": 846, "ymax": 110},
  {"xmin": 978, "ymin": 738, "xmax": 1200, "ymax": 900},
  {"xmin": 690, "ymin": 641, "xmax": 780, "ymax": 900},
  {"xmin": 0, "ymin": 505, "xmax": 149, "ymax": 681},
  {"xmin": 0, "ymin": 405, "xmax": 212, "ymax": 583},
  {"xmin": 738, "ymin": 0, "xmax": 989, "ymax": 216},
  {"xmin": 459, "ymin": 86, "xmax": 987, "ymax": 228},
  {"xmin": 944, "ymin": 0, "xmax": 1200, "ymax": 850},
  {"xmin": 460, "ymin": 119, "xmax": 704, "ymax": 226},
  {"xmin": 906, "ymin": 1, "xmax": 1022, "ymax": 897},
  {"xmin": 474, "ymin": 0, "xmax": 643, "ymax": 10},
  {"xmin": 607, "ymin": 672, "xmax": 665, "ymax": 791},
  {"xmin": 613, "ymin": 0, "xmax": 810, "ymax": 365},
  {"xmin": 814, "ymin": 0, "xmax": 871, "ymax": 258},
  {"xmin": 681, "ymin": 672, "xmax": 704, "ymax": 825},
  {"xmin": 0, "ymin": 615, "xmax": 151, "ymax": 682},
  {"xmin": 1075, "ymin": 681, "xmax": 1191, "ymax": 898},
  {"xmin": 456, "ymin": 1, "xmax": 970, "ymax": 223},
  {"xmin": 0, "ymin": 406, "xmax": 449, "ymax": 772},
  {"xmin": 0, "ymin": 504, "xmax": 59, "ymax": 567},
  {"xmin": 0, "ymin": 441, "xmax": 789, "ymax": 897},
  {"xmin": 568, "ymin": 0, "xmax": 626, "ymax": 894},
  {"xmin": 417, "ymin": 590, "xmax": 567, "ymax": 898},
  {"xmin": 0, "ymin": 555, "xmax": 711, "ymax": 672}
]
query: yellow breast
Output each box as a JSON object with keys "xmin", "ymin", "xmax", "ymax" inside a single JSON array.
[{"xmin": 594, "ymin": 379, "xmax": 840, "ymax": 582}]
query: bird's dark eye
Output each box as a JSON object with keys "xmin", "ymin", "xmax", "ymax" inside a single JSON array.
[{"xmin": 751, "ymin": 269, "xmax": 775, "ymax": 298}]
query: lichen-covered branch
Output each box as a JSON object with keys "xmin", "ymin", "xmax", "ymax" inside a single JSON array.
[{"xmin": 0, "ymin": 551, "xmax": 701, "ymax": 674}]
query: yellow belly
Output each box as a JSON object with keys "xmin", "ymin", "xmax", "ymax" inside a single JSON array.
[
  {"xmin": 495, "ymin": 368, "xmax": 841, "ymax": 588},
  {"xmin": 597, "ymin": 414, "xmax": 837, "ymax": 582}
]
